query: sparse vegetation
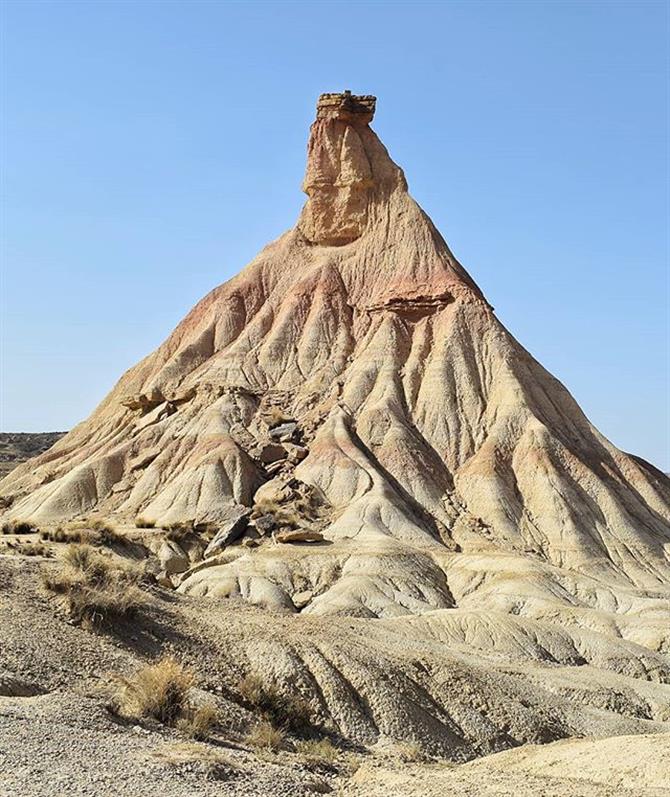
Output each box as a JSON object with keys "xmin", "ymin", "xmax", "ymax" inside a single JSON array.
[
  {"xmin": 177, "ymin": 702, "xmax": 219, "ymax": 740},
  {"xmin": 165, "ymin": 522, "xmax": 195, "ymax": 542},
  {"xmin": 40, "ymin": 521, "xmax": 128, "ymax": 548},
  {"xmin": 135, "ymin": 516, "xmax": 156, "ymax": 529},
  {"xmin": 295, "ymin": 738, "xmax": 339, "ymax": 766},
  {"xmin": 396, "ymin": 741, "xmax": 426, "ymax": 763},
  {"xmin": 114, "ymin": 657, "xmax": 218, "ymax": 741},
  {"xmin": 246, "ymin": 719, "xmax": 285, "ymax": 751},
  {"xmin": 2, "ymin": 520, "xmax": 36, "ymax": 535},
  {"xmin": 238, "ymin": 673, "xmax": 312, "ymax": 735},
  {"xmin": 41, "ymin": 543, "xmax": 145, "ymax": 629},
  {"xmin": 40, "ymin": 526, "xmax": 89, "ymax": 544},
  {"xmin": 115, "ymin": 656, "xmax": 195, "ymax": 724},
  {"xmin": 1, "ymin": 540, "xmax": 51, "ymax": 557}
]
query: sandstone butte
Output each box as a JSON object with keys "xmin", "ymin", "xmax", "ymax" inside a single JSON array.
[{"xmin": 2, "ymin": 95, "xmax": 670, "ymax": 763}]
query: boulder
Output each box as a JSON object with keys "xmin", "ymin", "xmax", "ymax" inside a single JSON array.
[
  {"xmin": 259, "ymin": 444, "xmax": 288, "ymax": 464},
  {"xmin": 275, "ymin": 529, "xmax": 324, "ymax": 544},
  {"xmin": 254, "ymin": 478, "xmax": 293, "ymax": 505},
  {"xmin": 268, "ymin": 422, "xmax": 298, "ymax": 442},
  {"xmin": 292, "ymin": 590, "xmax": 313, "ymax": 609},
  {"xmin": 251, "ymin": 514, "xmax": 276, "ymax": 536},
  {"xmin": 203, "ymin": 506, "xmax": 251, "ymax": 558},
  {"xmin": 283, "ymin": 443, "xmax": 308, "ymax": 463},
  {"xmin": 158, "ymin": 539, "xmax": 189, "ymax": 575}
]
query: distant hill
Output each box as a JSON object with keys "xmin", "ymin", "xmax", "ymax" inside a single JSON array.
[{"xmin": 0, "ymin": 432, "xmax": 66, "ymax": 479}]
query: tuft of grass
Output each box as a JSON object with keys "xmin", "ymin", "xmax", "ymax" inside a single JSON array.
[
  {"xmin": 41, "ymin": 543, "xmax": 145, "ymax": 629},
  {"xmin": 165, "ymin": 522, "xmax": 195, "ymax": 543},
  {"xmin": 1, "ymin": 540, "xmax": 51, "ymax": 557},
  {"xmin": 246, "ymin": 720, "xmax": 285, "ymax": 751},
  {"xmin": 295, "ymin": 738, "xmax": 339, "ymax": 766},
  {"xmin": 396, "ymin": 741, "xmax": 426, "ymax": 763},
  {"xmin": 92, "ymin": 522, "xmax": 124, "ymax": 547},
  {"xmin": 40, "ymin": 526, "xmax": 89, "ymax": 544},
  {"xmin": 2, "ymin": 520, "xmax": 36, "ymax": 535},
  {"xmin": 40, "ymin": 521, "xmax": 127, "ymax": 548},
  {"xmin": 115, "ymin": 656, "xmax": 195, "ymax": 725},
  {"xmin": 238, "ymin": 673, "xmax": 312, "ymax": 736},
  {"xmin": 68, "ymin": 583, "xmax": 145, "ymax": 627},
  {"xmin": 177, "ymin": 702, "xmax": 219, "ymax": 741},
  {"xmin": 135, "ymin": 516, "xmax": 156, "ymax": 529},
  {"xmin": 16, "ymin": 541, "xmax": 51, "ymax": 557}
]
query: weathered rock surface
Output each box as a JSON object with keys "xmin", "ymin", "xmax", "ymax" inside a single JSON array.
[
  {"xmin": 0, "ymin": 94, "xmax": 669, "ymax": 784},
  {"xmin": 275, "ymin": 529, "xmax": 324, "ymax": 544}
]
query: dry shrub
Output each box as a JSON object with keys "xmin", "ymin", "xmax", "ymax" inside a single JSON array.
[
  {"xmin": 135, "ymin": 516, "xmax": 155, "ymax": 529},
  {"xmin": 246, "ymin": 720, "xmax": 285, "ymax": 751},
  {"xmin": 396, "ymin": 741, "xmax": 426, "ymax": 763},
  {"xmin": 2, "ymin": 520, "xmax": 36, "ymax": 535},
  {"xmin": 40, "ymin": 527, "xmax": 87, "ymax": 544},
  {"xmin": 238, "ymin": 673, "xmax": 312, "ymax": 736},
  {"xmin": 115, "ymin": 657, "xmax": 217, "ymax": 740},
  {"xmin": 68, "ymin": 584, "xmax": 145, "ymax": 627},
  {"xmin": 115, "ymin": 656, "xmax": 195, "ymax": 724},
  {"xmin": 40, "ymin": 521, "xmax": 126, "ymax": 548},
  {"xmin": 91, "ymin": 522, "xmax": 124, "ymax": 547},
  {"xmin": 165, "ymin": 522, "xmax": 195, "ymax": 542},
  {"xmin": 41, "ymin": 543, "xmax": 145, "ymax": 629},
  {"xmin": 1, "ymin": 540, "xmax": 51, "ymax": 557},
  {"xmin": 16, "ymin": 541, "xmax": 51, "ymax": 557},
  {"xmin": 177, "ymin": 702, "xmax": 219, "ymax": 740},
  {"xmin": 295, "ymin": 738, "xmax": 339, "ymax": 766}
]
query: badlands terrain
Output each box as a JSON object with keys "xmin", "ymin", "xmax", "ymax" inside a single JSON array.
[
  {"xmin": 0, "ymin": 432, "xmax": 65, "ymax": 479},
  {"xmin": 1, "ymin": 92, "xmax": 669, "ymax": 795}
]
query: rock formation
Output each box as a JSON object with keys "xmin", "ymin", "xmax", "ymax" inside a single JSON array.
[{"xmin": 1, "ymin": 92, "xmax": 669, "ymax": 634}]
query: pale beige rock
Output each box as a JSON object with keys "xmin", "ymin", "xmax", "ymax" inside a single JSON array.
[
  {"xmin": 275, "ymin": 529, "xmax": 324, "ymax": 544},
  {"xmin": 157, "ymin": 539, "xmax": 189, "ymax": 576},
  {"xmin": 0, "ymin": 91, "xmax": 668, "ymax": 655}
]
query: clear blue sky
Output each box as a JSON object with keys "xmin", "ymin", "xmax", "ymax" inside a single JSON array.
[{"xmin": 1, "ymin": 0, "xmax": 668, "ymax": 469}]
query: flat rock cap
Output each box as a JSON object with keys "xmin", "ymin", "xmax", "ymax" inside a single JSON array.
[{"xmin": 316, "ymin": 91, "xmax": 376, "ymax": 123}]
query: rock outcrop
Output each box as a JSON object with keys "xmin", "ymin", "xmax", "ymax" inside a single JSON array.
[{"xmin": 1, "ymin": 92, "xmax": 669, "ymax": 634}]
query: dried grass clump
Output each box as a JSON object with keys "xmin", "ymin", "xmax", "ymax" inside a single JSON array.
[
  {"xmin": 396, "ymin": 741, "xmax": 426, "ymax": 763},
  {"xmin": 165, "ymin": 522, "xmax": 195, "ymax": 542},
  {"xmin": 177, "ymin": 703, "xmax": 219, "ymax": 740},
  {"xmin": 40, "ymin": 527, "xmax": 89, "ymax": 544},
  {"xmin": 114, "ymin": 657, "xmax": 218, "ymax": 741},
  {"xmin": 254, "ymin": 492, "xmax": 321, "ymax": 531},
  {"xmin": 135, "ymin": 516, "xmax": 156, "ymax": 529},
  {"xmin": 40, "ymin": 520, "xmax": 126, "ymax": 548},
  {"xmin": 238, "ymin": 673, "xmax": 312, "ymax": 736},
  {"xmin": 246, "ymin": 720, "xmax": 285, "ymax": 751},
  {"xmin": 1, "ymin": 540, "xmax": 51, "ymax": 557},
  {"xmin": 16, "ymin": 541, "xmax": 51, "ymax": 557},
  {"xmin": 116, "ymin": 656, "xmax": 195, "ymax": 724},
  {"xmin": 41, "ymin": 543, "xmax": 145, "ymax": 629},
  {"xmin": 90, "ymin": 521, "xmax": 124, "ymax": 547},
  {"xmin": 2, "ymin": 520, "xmax": 36, "ymax": 535},
  {"xmin": 295, "ymin": 737, "xmax": 339, "ymax": 766}
]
